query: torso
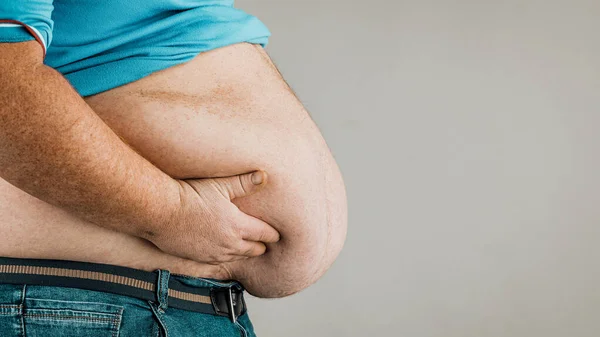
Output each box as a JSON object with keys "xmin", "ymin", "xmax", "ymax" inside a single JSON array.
[{"xmin": 0, "ymin": 43, "xmax": 347, "ymax": 296}]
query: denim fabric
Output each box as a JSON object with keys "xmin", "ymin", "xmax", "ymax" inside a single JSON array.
[{"xmin": 0, "ymin": 270, "xmax": 256, "ymax": 337}]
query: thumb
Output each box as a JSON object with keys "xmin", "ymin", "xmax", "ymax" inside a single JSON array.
[{"xmin": 215, "ymin": 170, "xmax": 268, "ymax": 200}]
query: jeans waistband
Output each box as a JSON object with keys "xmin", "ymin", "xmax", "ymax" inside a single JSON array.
[{"xmin": 0, "ymin": 256, "xmax": 247, "ymax": 323}]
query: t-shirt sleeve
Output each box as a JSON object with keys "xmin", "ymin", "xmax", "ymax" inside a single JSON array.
[{"xmin": 0, "ymin": 1, "xmax": 54, "ymax": 57}]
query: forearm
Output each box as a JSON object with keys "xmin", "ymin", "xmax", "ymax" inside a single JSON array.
[{"xmin": 0, "ymin": 51, "xmax": 179, "ymax": 237}]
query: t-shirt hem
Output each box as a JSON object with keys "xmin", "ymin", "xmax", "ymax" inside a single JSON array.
[{"xmin": 69, "ymin": 40, "xmax": 268, "ymax": 98}]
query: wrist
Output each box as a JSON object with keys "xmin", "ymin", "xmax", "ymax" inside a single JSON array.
[{"xmin": 134, "ymin": 175, "xmax": 183, "ymax": 242}]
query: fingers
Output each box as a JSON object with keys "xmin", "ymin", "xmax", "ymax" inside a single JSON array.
[
  {"xmin": 237, "ymin": 213, "xmax": 281, "ymax": 243},
  {"xmin": 217, "ymin": 170, "xmax": 268, "ymax": 200},
  {"xmin": 237, "ymin": 241, "xmax": 267, "ymax": 258}
]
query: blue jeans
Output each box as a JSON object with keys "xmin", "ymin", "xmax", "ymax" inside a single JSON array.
[{"xmin": 0, "ymin": 271, "xmax": 257, "ymax": 337}]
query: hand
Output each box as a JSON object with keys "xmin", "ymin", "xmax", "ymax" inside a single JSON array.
[{"xmin": 145, "ymin": 170, "xmax": 280, "ymax": 264}]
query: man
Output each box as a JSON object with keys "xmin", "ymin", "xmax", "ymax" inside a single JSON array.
[{"xmin": 0, "ymin": 1, "xmax": 347, "ymax": 336}]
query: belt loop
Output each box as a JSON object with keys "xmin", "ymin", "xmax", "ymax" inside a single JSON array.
[{"xmin": 155, "ymin": 269, "xmax": 170, "ymax": 312}]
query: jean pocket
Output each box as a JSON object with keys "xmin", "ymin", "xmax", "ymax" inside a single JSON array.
[{"xmin": 23, "ymin": 298, "xmax": 124, "ymax": 337}]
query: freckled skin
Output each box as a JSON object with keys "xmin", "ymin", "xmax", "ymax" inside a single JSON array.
[{"xmin": 0, "ymin": 43, "xmax": 347, "ymax": 298}]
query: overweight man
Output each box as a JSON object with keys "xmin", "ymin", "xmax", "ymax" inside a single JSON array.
[{"xmin": 0, "ymin": 1, "xmax": 347, "ymax": 336}]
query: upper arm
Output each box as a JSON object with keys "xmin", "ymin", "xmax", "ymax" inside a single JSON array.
[{"xmin": 0, "ymin": 0, "xmax": 54, "ymax": 64}]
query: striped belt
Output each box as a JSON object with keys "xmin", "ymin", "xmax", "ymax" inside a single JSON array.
[{"xmin": 0, "ymin": 257, "xmax": 246, "ymax": 323}]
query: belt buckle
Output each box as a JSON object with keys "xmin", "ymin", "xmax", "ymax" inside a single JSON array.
[
  {"xmin": 227, "ymin": 288, "xmax": 237, "ymax": 324},
  {"xmin": 210, "ymin": 286, "xmax": 244, "ymax": 324}
]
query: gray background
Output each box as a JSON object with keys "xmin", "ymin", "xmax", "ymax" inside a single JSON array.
[{"xmin": 238, "ymin": 1, "xmax": 600, "ymax": 336}]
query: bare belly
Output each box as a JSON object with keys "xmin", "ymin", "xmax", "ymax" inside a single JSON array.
[{"xmin": 0, "ymin": 43, "xmax": 347, "ymax": 297}]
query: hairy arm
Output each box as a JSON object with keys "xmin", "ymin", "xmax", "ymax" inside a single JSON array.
[{"xmin": 0, "ymin": 41, "xmax": 180, "ymax": 240}]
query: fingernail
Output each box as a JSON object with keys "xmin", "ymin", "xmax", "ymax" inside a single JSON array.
[{"xmin": 251, "ymin": 171, "xmax": 264, "ymax": 185}]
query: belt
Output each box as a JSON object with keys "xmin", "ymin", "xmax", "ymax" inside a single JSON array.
[{"xmin": 0, "ymin": 257, "xmax": 246, "ymax": 323}]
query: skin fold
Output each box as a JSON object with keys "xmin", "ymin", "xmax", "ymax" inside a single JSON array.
[
  {"xmin": 84, "ymin": 43, "xmax": 348, "ymax": 297},
  {"xmin": 0, "ymin": 42, "xmax": 347, "ymax": 298}
]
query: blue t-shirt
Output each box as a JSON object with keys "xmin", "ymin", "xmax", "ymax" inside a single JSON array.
[{"xmin": 0, "ymin": 1, "xmax": 270, "ymax": 96}]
